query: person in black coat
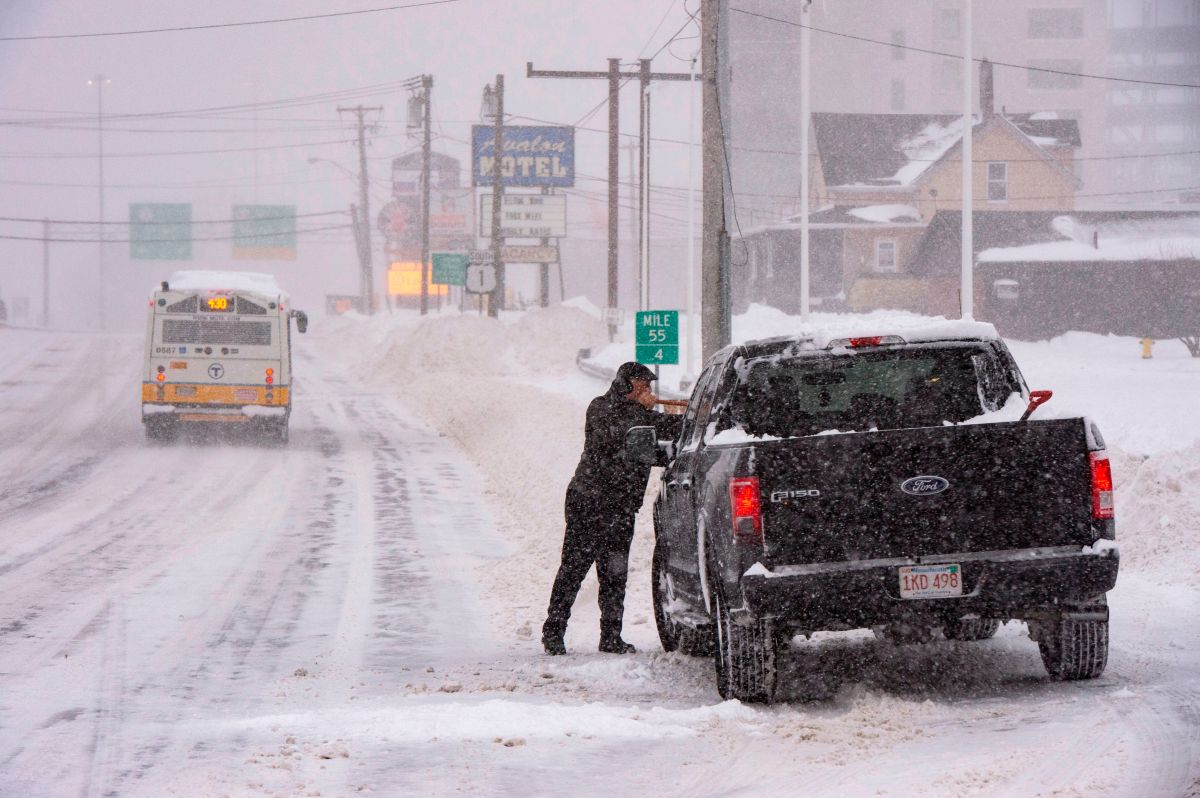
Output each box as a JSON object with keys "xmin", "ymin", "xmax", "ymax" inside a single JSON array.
[{"xmin": 542, "ymin": 361, "xmax": 683, "ymax": 655}]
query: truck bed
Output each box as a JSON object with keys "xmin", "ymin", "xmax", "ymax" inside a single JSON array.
[{"xmin": 754, "ymin": 417, "xmax": 1095, "ymax": 567}]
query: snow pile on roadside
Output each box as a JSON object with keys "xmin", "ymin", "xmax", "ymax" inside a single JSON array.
[{"xmin": 373, "ymin": 306, "xmax": 620, "ymax": 645}]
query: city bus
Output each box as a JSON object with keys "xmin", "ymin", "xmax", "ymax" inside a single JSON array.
[{"xmin": 142, "ymin": 271, "xmax": 307, "ymax": 443}]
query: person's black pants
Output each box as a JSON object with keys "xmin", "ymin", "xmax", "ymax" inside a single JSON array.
[{"xmin": 543, "ymin": 489, "xmax": 636, "ymax": 642}]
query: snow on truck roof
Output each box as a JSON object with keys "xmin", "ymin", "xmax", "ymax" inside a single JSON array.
[
  {"xmin": 741, "ymin": 316, "xmax": 999, "ymax": 353},
  {"xmin": 157, "ymin": 270, "xmax": 286, "ymax": 299}
]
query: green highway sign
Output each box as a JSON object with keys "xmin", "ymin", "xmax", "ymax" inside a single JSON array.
[
  {"xmin": 635, "ymin": 309, "xmax": 679, "ymax": 365},
  {"xmin": 232, "ymin": 204, "xmax": 296, "ymax": 260},
  {"xmin": 130, "ymin": 203, "xmax": 192, "ymax": 260},
  {"xmin": 432, "ymin": 252, "xmax": 469, "ymax": 286}
]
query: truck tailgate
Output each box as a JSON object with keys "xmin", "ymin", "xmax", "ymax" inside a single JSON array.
[{"xmin": 757, "ymin": 418, "xmax": 1095, "ymax": 566}]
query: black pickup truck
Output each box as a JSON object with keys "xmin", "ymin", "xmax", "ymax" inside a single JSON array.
[{"xmin": 627, "ymin": 327, "xmax": 1118, "ymax": 703}]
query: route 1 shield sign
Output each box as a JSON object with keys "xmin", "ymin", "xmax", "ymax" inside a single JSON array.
[{"xmin": 465, "ymin": 264, "xmax": 496, "ymax": 294}]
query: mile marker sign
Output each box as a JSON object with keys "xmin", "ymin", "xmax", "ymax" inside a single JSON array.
[{"xmin": 636, "ymin": 310, "xmax": 679, "ymax": 365}]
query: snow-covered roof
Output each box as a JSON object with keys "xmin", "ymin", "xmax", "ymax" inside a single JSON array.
[
  {"xmin": 847, "ymin": 204, "xmax": 922, "ymax": 224},
  {"xmin": 979, "ymin": 214, "xmax": 1200, "ymax": 263},
  {"xmin": 909, "ymin": 211, "xmax": 1200, "ymax": 275},
  {"xmin": 812, "ymin": 112, "xmax": 1080, "ymax": 189},
  {"xmin": 160, "ymin": 270, "xmax": 286, "ymax": 298}
]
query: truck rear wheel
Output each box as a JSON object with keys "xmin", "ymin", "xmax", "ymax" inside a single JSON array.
[
  {"xmin": 652, "ymin": 539, "xmax": 712, "ymax": 656},
  {"xmin": 943, "ymin": 616, "xmax": 1001, "ymax": 641},
  {"xmin": 713, "ymin": 586, "xmax": 777, "ymax": 703},
  {"xmin": 1036, "ymin": 602, "xmax": 1109, "ymax": 681}
]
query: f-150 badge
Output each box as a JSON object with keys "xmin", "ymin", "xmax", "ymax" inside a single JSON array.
[
  {"xmin": 770, "ymin": 489, "xmax": 821, "ymax": 502},
  {"xmin": 900, "ymin": 476, "xmax": 950, "ymax": 495}
]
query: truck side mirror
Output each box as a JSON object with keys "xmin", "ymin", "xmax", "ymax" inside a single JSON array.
[
  {"xmin": 1020, "ymin": 389, "xmax": 1052, "ymax": 421},
  {"xmin": 292, "ymin": 310, "xmax": 308, "ymax": 334},
  {"xmin": 625, "ymin": 426, "xmax": 658, "ymax": 466}
]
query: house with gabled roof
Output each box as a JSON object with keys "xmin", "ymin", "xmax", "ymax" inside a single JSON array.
[{"xmin": 732, "ymin": 60, "xmax": 1084, "ymax": 315}]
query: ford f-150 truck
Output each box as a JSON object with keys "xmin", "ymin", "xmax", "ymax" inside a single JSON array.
[{"xmin": 627, "ymin": 322, "xmax": 1118, "ymax": 703}]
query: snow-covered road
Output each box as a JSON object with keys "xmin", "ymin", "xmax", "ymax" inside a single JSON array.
[{"xmin": 1, "ymin": 314, "xmax": 1198, "ymax": 797}]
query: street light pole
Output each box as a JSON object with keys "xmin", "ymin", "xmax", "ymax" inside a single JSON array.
[
  {"xmin": 88, "ymin": 74, "xmax": 108, "ymax": 330},
  {"xmin": 338, "ymin": 104, "xmax": 382, "ymax": 314},
  {"xmin": 309, "ymin": 157, "xmax": 368, "ymax": 310}
]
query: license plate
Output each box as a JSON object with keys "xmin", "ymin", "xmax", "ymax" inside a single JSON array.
[
  {"xmin": 235, "ymin": 389, "xmax": 259, "ymax": 402},
  {"xmin": 898, "ymin": 564, "xmax": 962, "ymax": 599}
]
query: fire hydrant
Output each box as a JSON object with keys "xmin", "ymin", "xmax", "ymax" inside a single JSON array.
[{"xmin": 1141, "ymin": 337, "xmax": 1154, "ymax": 359}]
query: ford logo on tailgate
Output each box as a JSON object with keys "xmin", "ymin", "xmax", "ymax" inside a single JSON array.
[{"xmin": 900, "ymin": 476, "xmax": 950, "ymax": 496}]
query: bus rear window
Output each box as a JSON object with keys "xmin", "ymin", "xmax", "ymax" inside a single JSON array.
[{"xmin": 162, "ymin": 319, "xmax": 272, "ymax": 346}]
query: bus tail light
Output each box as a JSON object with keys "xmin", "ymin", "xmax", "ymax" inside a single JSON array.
[
  {"xmin": 265, "ymin": 368, "xmax": 274, "ymax": 385},
  {"xmin": 729, "ymin": 477, "xmax": 763, "ymax": 546},
  {"xmin": 1089, "ymin": 451, "xmax": 1114, "ymax": 520},
  {"xmin": 156, "ymin": 365, "xmax": 165, "ymax": 383}
]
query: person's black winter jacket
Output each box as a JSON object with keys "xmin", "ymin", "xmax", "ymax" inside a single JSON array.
[{"xmin": 567, "ymin": 382, "xmax": 683, "ymax": 515}]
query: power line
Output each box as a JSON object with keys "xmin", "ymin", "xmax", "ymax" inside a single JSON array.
[
  {"xmin": 509, "ymin": 111, "xmax": 1200, "ymax": 164},
  {"xmin": 0, "ymin": 0, "xmax": 464, "ymax": 42},
  {"xmin": 0, "ymin": 223, "xmax": 353, "ymax": 243},
  {"xmin": 0, "ymin": 80, "xmax": 411, "ymax": 126},
  {"xmin": 0, "ymin": 210, "xmax": 347, "ymax": 225},
  {"xmin": 731, "ymin": 7, "xmax": 1200, "ymax": 89}
]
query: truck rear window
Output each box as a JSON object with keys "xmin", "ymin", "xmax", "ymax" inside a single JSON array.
[{"xmin": 731, "ymin": 347, "xmax": 1009, "ymax": 436}]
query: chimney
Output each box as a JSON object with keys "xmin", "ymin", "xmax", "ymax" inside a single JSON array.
[{"xmin": 980, "ymin": 57, "xmax": 995, "ymax": 119}]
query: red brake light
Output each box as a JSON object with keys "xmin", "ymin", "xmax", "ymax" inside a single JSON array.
[
  {"xmin": 729, "ymin": 477, "xmax": 763, "ymax": 545},
  {"xmin": 1089, "ymin": 451, "xmax": 1114, "ymax": 520},
  {"xmin": 849, "ymin": 336, "xmax": 883, "ymax": 348},
  {"xmin": 156, "ymin": 373, "xmax": 165, "ymax": 382}
]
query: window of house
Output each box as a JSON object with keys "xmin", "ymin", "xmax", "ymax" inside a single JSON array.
[
  {"xmin": 940, "ymin": 8, "xmax": 961, "ymax": 37},
  {"xmin": 1028, "ymin": 8, "xmax": 1084, "ymax": 38},
  {"xmin": 875, "ymin": 240, "xmax": 897, "ymax": 272},
  {"xmin": 1028, "ymin": 59, "xmax": 1084, "ymax": 90},
  {"xmin": 890, "ymin": 79, "xmax": 906, "ymax": 111},
  {"xmin": 891, "ymin": 29, "xmax": 906, "ymax": 59},
  {"xmin": 988, "ymin": 162, "xmax": 1008, "ymax": 201}
]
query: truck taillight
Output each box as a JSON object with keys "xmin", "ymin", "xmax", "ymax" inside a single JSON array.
[
  {"xmin": 1089, "ymin": 451, "xmax": 1114, "ymax": 520},
  {"xmin": 729, "ymin": 477, "xmax": 763, "ymax": 545}
]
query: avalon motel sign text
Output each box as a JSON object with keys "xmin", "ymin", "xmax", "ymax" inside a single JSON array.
[{"xmin": 471, "ymin": 125, "xmax": 575, "ymax": 188}]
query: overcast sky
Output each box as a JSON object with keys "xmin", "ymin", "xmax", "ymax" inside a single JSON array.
[{"xmin": 0, "ymin": 1, "xmax": 702, "ymax": 319}]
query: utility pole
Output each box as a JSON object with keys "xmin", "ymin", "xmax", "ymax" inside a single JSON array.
[
  {"xmin": 489, "ymin": 74, "xmax": 505, "ymax": 318},
  {"xmin": 701, "ymin": 0, "xmax": 730, "ymax": 359},
  {"xmin": 639, "ymin": 58, "xmax": 653, "ymax": 311},
  {"xmin": 339, "ymin": 104, "xmax": 382, "ymax": 314},
  {"xmin": 539, "ymin": 186, "xmax": 551, "ymax": 307},
  {"xmin": 960, "ymin": 0, "xmax": 975, "ymax": 320},
  {"xmin": 624, "ymin": 140, "xmax": 638, "ymax": 299},
  {"xmin": 408, "ymin": 75, "xmax": 433, "ymax": 315},
  {"xmin": 527, "ymin": 58, "xmax": 693, "ymax": 338},
  {"xmin": 799, "ymin": 1, "xmax": 812, "ymax": 321},
  {"xmin": 88, "ymin": 74, "xmax": 108, "ymax": 330}
]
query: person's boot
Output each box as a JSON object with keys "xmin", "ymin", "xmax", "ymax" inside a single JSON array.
[
  {"xmin": 598, "ymin": 632, "xmax": 636, "ymax": 654},
  {"xmin": 541, "ymin": 621, "xmax": 566, "ymax": 656}
]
